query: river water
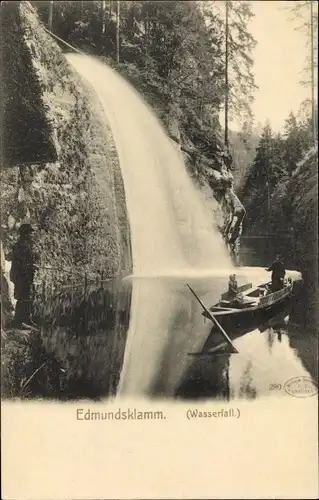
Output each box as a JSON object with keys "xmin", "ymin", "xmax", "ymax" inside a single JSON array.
[{"xmin": 39, "ymin": 265, "xmax": 317, "ymax": 401}]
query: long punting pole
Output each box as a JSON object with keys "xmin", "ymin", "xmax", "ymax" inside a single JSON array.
[{"xmin": 187, "ymin": 284, "xmax": 239, "ymax": 353}]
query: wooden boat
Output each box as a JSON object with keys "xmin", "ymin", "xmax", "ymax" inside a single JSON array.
[
  {"xmin": 201, "ymin": 278, "xmax": 296, "ymax": 332},
  {"xmin": 187, "ymin": 277, "xmax": 302, "ymax": 354},
  {"xmin": 199, "ymin": 310, "xmax": 291, "ymax": 355}
]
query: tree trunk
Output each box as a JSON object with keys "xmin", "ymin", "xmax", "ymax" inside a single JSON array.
[
  {"xmin": 101, "ymin": 0, "xmax": 106, "ymax": 35},
  {"xmin": 310, "ymin": 1, "xmax": 316, "ymax": 143},
  {"xmin": 48, "ymin": 0, "xmax": 53, "ymax": 31},
  {"xmin": 116, "ymin": 0, "xmax": 120, "ymax": 63},
  {"xmin": 224, "ymin": 0, "xmax": 229, "ymax": 149},
  {"xmin": 265, "ymin": 141, "xmax": 271, "ymax": 234}
]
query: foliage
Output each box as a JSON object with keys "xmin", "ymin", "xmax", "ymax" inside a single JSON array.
[
  {"xmin": 241, "ymin": 109, "xmax": 315, "ymax": 229},
  {"xmin": 229, "ymin": 127, "xmax": 259, "ymax": 190},
  {"xmin": 240, "ymin": 106, "xmax": 317, "ymax": 290},
  {"xmin": 32, "ymin": 0, "xmax": 256, "ymax": 173},
  {"xmin": 1, "ymin": 330, "xmax": 63, "ymax": 399},
  {"xmin": 283, "ymin": 111, "xmax": 312, "ymax": 177},
  {"xmin": 225, "ymin": 0, "xmax": 257, "ymax": 125}
]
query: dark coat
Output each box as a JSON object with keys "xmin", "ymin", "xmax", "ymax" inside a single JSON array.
[
  {"xmin": 267, "ymin": 260, "xmax": 285, "ymax": 282},
  {"xmin": 10, "ymin": 239, "xmax": 36, "ymax": 286}
]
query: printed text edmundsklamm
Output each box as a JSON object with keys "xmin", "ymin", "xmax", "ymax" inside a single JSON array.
[{"xmin": 76, "ymin": 408, "xmax": 166, "ymax": 421}]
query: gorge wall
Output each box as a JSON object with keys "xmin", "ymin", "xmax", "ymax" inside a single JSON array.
[
  {"xmin": 1, "ymin": 0, "xmax": 244, "ymax": 314},
  {"xmin": 1, "ymin": 1, "xmax": 132, "ymax": 313}
]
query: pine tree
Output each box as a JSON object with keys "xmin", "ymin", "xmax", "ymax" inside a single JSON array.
[
  {"xmin": 283, "ymin": 112, "xmax": 306, "ymax": 177},
  {"xmin": 209, "ymin": 1, "xmax": 257, "ymax": 129},
  {"xmin": 241, "ymin": 123, "xmax": 278, "ymax": 233},
  {"xmin": 227, "ymin": 1, "xmax": 257, "ymax": 126},
  {"xmin": 286, "ymin": 0, "xmax": 318, "ymax": 144},
  {"xmin": 249, "ymin": 123, "xmax": 272, "ymax": 182}
]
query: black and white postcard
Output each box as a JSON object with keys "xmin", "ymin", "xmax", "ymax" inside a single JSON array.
[{"xmin": 1, "ymin": 1, "xmax": 318, "ymax": 498}]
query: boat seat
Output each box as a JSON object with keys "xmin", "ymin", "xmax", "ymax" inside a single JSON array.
[
  {"xmin": 219, "ymin": 300, "xmax": 231, "ymax": 307},
  {"xmin": 219, "ymin": 299, "xmax": 256, "ymax": 309},
  {"xmin": 235, "ymin": 300, "xmax": 256, "ymax": 309}
]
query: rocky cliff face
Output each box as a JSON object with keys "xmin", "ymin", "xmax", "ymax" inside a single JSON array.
[
  {"xmin": 1, "ymin": 1, "xmax": 132, "ymax": 311},
  {"xmin": 288, "ymin": 147, "xmax": 318, "ymax": 320},
  {"xmin": 164, "ymin": 112, "xmax": 245, "ymax": 263}
]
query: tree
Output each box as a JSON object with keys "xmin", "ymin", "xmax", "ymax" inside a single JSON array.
[
  {"xmin": 285, "ymin": 0, "xmax": 318, "ymax": 144},
  {"xmin": 32, "ymin": 1, "xmax": 231, "ymax": 169},
  {"xmin": 211, "ymin": 1, "xmax": 257, "ymax": 129},
  {"xmin": 241, "ymin": 122, "xmax": 283, "ymax": 234},
  {"xmin": 224, "ymin": 0, "xmax": 230, "ymax": 148},
  {"xmin": 201, "ymin": 1, "xmax": 257, "ymax": 159},
  {"xmin": 229, "ymin": 127, "xmax": 259, "ymax": 190},
  {"xmin": 122, "ymin": 2, "xmax": 225, "ymax": 123},
  {"xmin": 283, "ymin": 112, "xmax": 310, "ymax": 177},
  {"xmin": 227, "ymin": 1, "xmax": 257, "ymax": 125}
]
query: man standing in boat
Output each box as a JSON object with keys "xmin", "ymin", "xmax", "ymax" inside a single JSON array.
[{"xmin": 266, "ymin": 254, "xmax": 286, "ymax": 292}]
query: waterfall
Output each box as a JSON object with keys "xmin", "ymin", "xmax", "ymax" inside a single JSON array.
[
  {"xmin": 67, "ymin": 54, "xmax": 235, "ymax": 397},
  {"xmin": 67, "ymin": 55, "xmax": 232, "ymax": 276}
]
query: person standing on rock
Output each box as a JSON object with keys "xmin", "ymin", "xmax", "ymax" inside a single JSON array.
[{"xmin": 10, "ymin": 224, "xmax": 37, "ymax": 328}]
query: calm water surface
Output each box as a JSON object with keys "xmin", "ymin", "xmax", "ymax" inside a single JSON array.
[{"xmin": 39, "ymin": 269, "xmax": 318, "ymax": 401}]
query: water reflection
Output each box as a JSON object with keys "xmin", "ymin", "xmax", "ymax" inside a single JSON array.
[
  {"xmin": 117, "ymin": 277, "xmax": 214, "ymax": 398},
  {"xmin": 38, "ymin": 273, "xmax": 316, "ymax": 401},
  {"xmin": 39, "ymin": 279, "xmax": 132, "ymax": 399},
  {"xmin": 177, "ymin": 312, "xmax": 317, "ymax": 401}
]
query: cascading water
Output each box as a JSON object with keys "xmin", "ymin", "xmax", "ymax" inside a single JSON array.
[
  {"xmin": 67, "ymin": 54, "xmax": 232, "ymax": 276},
  {"xmin": 66, "ymin": 54, "xmax": 239, "ymax": 397}
]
